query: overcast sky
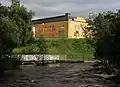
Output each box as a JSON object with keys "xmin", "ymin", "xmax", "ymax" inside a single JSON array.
[{"xmin": 0, "ymin": 0, "xmax": 120, "ymax": 19}]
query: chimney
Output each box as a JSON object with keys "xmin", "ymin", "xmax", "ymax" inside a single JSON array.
[{"xmin": 65, "ymin": 13, "xmax": 70, "ymax": 16}]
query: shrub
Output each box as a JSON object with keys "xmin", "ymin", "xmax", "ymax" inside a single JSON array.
[{"xmin": 13, "ymin": 44, "xmax": 40, "ymax": 54}]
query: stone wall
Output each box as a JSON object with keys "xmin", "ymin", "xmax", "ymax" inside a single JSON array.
[{"xmin": 19, "ymin": 55, "xmax": 67, "ymax": 61}]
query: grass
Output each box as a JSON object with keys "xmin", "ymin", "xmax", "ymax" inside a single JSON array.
[{"xmin": 13, "ymin": 38, "xmax": 94, "ymax": 61}]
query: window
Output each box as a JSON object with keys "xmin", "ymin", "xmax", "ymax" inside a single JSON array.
[
  {"xmin": 61, "ymin": 24, "xmax": 64, "ymax": 31},
  {"xmin": 80, "ymin": 25, "xmax": 82, "ymax": 29},
  {"xmin": 75, "ymin": 25, "xmax": 76, "ymax": 29},
  {"xmin": 32, "ymin": 27, "xmax": 35, "ymax": 32},
  {"xmin": 50, "ymin": 25, "xmax": 54, "ymax": 30},
  {"xmin": 74, "ymin": 30, "xmax": 79, "ymax": 37},
  {"xmin": 76, "ymin": 30, "xmax": 79, "ymax": 34},
  {"xmin": 79, "ymin": 25, "xmax": 81, "ymax": 29},
  {"xmin": 39, "ymin": 26, "xmax": 41, "ymax": 29},
  {"xmin": 32, "ymin": 27, "xmax": 36, "ymax": 38}
]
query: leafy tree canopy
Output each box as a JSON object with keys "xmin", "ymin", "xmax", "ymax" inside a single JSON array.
[{"xmin": 89, "ymin": 10, "xmax": 120, "ymax": 73}]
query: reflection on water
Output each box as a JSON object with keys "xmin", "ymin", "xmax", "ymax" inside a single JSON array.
[{"xmin": 0, "ymin": 63, "xmax": 119, "ymax": 87}]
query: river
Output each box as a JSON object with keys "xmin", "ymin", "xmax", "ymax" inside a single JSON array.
[{"xmin": 0, "ymin": 63, "xmax": 119, "ymax": 87}]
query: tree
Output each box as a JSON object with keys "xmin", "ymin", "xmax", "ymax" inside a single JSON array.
[
  {"xmin": 90, "ymin": 10, "xmax": 120, "ymax": 74},
  {"xmin": 0, "ymin": 0, "xmax": 33, "ymax": 71},
  {"xmin": 10, "ymin": 0, "xmax": 34, "ymax": 46},
  {"xmin": 0, "ymin": 4, "xmax": 20, "ymax": 72},
  {"xmin": 86, "ymin": 13, "xmax": 98, "ymax": 38}
]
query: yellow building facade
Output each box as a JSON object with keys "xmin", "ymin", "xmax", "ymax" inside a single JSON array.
[
  {"xmin": 68, "ymin": 17, "xmax": 90, "ymax": 38},
  {"xmin": 32, "ymin": 13, "xmax": 90, "ymax": 39}
]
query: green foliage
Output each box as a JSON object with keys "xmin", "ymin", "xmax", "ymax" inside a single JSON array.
[
  {"xmin": 37, "ymin": 35, "xmax": 48, "ymax": 54},
  {"xmin": 0, "ymin": 0, "xmax": 33, "ymax": 71},
  {"xmin": 0, "ymin": 55, "xmax": 21, "ymax": 71},
  {"xmin": 0, "ymin": 17, "xmax": 17, "ymax": 55},
  {"xmin": 13, "ymin": 39, "xmax": 94, "ymax": 60},
  {"xmin": 89, "ymin": 10, "xmax": 120, "ymax": 73},
  {"xmin": 48, "ymin": 46, "xmax": 59, "ymax": 54},
  {"xmin": 13, "ymin": 44, "xmax": 40, "ymax": 54},
  {"xmin": 13, "ymin": 36, "xmax": 48, "ymax": 54},
  {"xmin": 71, "ymin": 39, "xmax": 94, "ymax": 59},
  {"xmin": 54, "ymin": 38, "xmax": 94, "ymax": 60},
  {"xmin": 10, "ymin": 0, "xmax": 34, "ymax": 46},
  {"xmin": 72, "ymin": 39, "xmax": 94, "ymax": 60},
  {"xmin": 0, "ymin": 4, "xmax": 17, "ymax": 56}
]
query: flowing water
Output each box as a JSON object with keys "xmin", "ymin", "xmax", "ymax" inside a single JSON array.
[{"xmin": 0, "ymin": 63, "xmax": 119, "ymax": 87}]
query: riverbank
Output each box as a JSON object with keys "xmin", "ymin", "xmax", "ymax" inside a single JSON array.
[
  {"xmin": 19, "ymin": 54, "xmax": 95, "ymax": 65},
  {"xmin": 21, "ymin": 60, "xmax": 97, "ymax": 65},
  {"xmin": 0, "ymin": 63, "xmax": 119, "ymax": 87}
]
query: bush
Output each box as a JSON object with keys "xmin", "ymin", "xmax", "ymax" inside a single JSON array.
[
  {"xmin": 0, "ymin": 55, "xmax": 21, "ymax": 72},
  {"xmin": 13, "ymin": 44, "xmax": 40, "ymax": 54}
]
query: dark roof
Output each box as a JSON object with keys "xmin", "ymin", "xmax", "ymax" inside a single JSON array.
[{"xmin": 32, "ymin": 13, "xmax": 75, "ymax": 24}]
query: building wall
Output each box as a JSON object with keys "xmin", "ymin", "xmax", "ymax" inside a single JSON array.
[
  {"xmin": 68, "ymin": 17, "xmax": 89, "ymax": 38},
  {"xmin": 34, "ymin": 21, "xmax": 68, "ymax": 38},
  {"xmin": 33, "ymin": 16, "xmax": 89, "ymax": 39}
]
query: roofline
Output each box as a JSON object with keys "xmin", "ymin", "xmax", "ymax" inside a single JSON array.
[
  {"xmin": 32, "ymin": 13, "xmax": 70, "ymax": 22},
  {"xmin": 31, "ymin": 13, "xmax": 87, "ymax": 24}
]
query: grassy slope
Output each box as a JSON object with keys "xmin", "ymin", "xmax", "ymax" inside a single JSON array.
[{"xmin": 13, "ymin": 38, "xmax": 94, "ymax": 60}]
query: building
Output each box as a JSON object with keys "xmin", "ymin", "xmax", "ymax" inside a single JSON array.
[{"xmin": 32, "ymin": 13, "xmax": 90, "ymax": 39}]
